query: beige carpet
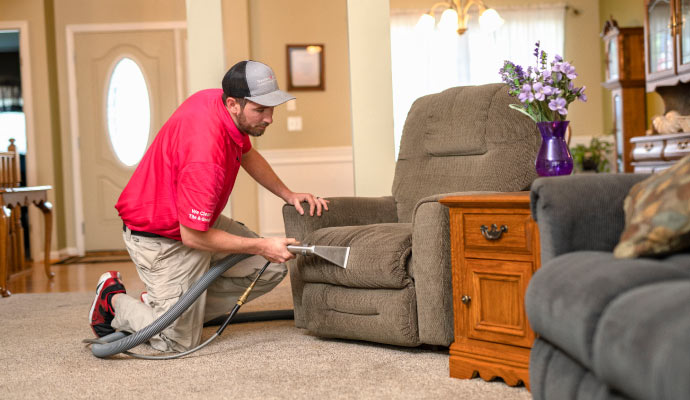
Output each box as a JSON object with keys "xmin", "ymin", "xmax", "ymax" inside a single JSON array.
[{"xmin": 0, "ymin": 278, "xmax": 532, "ymax": 399}]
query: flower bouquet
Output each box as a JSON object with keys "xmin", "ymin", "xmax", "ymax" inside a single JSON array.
[
  {"xmin": 499, "ymin": 41, "xmax": 587, "ymax": 123},
  {"xmin": 498, "ymin": 41, "xmax": 587, "ymax": 176}
]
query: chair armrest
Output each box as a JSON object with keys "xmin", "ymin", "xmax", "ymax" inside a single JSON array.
[
  {"xmin": 530, "ymin": 173, "xmax": 650, "ymax": 263},
  {"xmin": 282, "ymin": 196, "xmax": 398, "ymax": 240},
  {"xmin": 409, "ymin": 197, "xmax": 455, "ymax": 346},
  {"xmin": 282, "ymin": 196, "xmax": 398, "ymax": 328},
  {"xmin": 407, "ymin": 192, "xmax": 493, "ymax": 345}
]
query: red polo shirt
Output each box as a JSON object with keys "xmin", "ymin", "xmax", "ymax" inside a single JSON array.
[{"xmin": 115, "ymin": 89, "xmax": 251, "ymax": 240}]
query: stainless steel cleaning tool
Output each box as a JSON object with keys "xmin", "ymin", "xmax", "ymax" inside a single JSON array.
[{"xmin": 287, "ymin": 244, "xmax": 350, "ymax": 268}]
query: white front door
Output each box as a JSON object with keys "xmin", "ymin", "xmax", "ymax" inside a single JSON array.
[{"xmin": 73, "ymin": 27, "xmax": 185, "ymax": 251}]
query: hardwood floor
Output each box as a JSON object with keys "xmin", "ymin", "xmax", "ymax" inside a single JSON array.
[{"xmin": 6, "ymin": 260, "xmax": 146, "ymax": 295}]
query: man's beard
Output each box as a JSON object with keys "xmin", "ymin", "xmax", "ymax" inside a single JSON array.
[{"xmin": 237, "ymin": 111, "xmax": 268, "ymax": 137}]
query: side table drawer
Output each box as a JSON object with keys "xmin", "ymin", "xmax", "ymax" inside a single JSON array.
[{"xmin": 463, "ymin": 212, "xmax": 534, "ymax": 256}]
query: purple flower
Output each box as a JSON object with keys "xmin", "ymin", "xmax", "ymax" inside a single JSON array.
[
  {"xmin": 554, "ymin": 54, "xmax": 563, "ymax": 62},
  {"xmin": 518, "ymin": 84, "xmax": 534, "ymax": 103},
  {"xmin": 532, "ymin": 82, "xmax": 553, "ymax": 101},
  {"xmin": 560, "ymin": 62, "xmax": 577, "ymax": 79},
  {"xmin": 515, "ymin": 65, "xmax": 525, "ymax": 80},
  {"xmin": 578, "ymin": 86, "xmax": 587, "ymax": 102},
  {"xmin": 549, "ymin": 97, "xmax": 568, "ymax": 115}
]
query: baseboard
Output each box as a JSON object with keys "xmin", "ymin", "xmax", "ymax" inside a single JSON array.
[{"xmin": 57, "ymin": 247, "xmax": 79, "ymax": 259}]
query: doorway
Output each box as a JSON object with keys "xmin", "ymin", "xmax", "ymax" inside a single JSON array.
[
  {"xmin": 0, "ymin": 29, "xmax": 30, "ymax": 259},
  {"xmin": 67, "ymin": 23, "xmax": 186, "ymax": 253},
  {"xmin": 67, "ymin": 22, "xmax": 186, "ymax": 255}
]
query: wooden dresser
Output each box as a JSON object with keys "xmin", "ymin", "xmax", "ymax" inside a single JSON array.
[
  {"xmin": 630, "ymin": 132, "xmax": 690, "ymax": 172},
  {"xmin": 440, "ymin": 192, "xmax": 539, "ymax": 390}
]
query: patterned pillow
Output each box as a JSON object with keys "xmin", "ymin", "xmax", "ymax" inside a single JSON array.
[{"xmin": 614, "ymin": 154, "xmax": 690, "ymax": 258}]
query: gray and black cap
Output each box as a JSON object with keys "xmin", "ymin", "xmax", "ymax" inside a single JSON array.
[{"xmin": 222, "ymin": 60, "xmax": 295, "ymax": 107}]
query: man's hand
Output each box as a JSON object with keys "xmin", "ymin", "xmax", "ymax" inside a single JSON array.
[
  {"xmin": 180, "ymin": 224, "xmax": 298, "ymax": 263},
  {"xmin": 259, "ymin": 237, "xmax": 298, "ymax": 263},
  {"xmin": 284, "ymin": 192, "xmax": 330, "ymax": 216}
]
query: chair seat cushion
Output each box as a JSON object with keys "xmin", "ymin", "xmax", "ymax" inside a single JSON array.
[{"xmin": 299, "ymin": 223, "xmax": 412, "ymax": 289}]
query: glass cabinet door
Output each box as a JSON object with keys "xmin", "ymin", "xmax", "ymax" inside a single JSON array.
[
  {"xmin": 680, "ymin": 0, "xmax": 690, "ymax": 66},
  {"xmin": 648, "ymin": 0, "xmax": 674, "ymax": 73},
  {"xmin": 607, "ymin": 39, "xmax": 619, "ymax": 81},
  {"xmin": 613, "ymin": 93, "xmax": 624, "ymax": 172}
]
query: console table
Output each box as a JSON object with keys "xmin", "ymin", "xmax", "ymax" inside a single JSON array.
[
  {"xmin": 0, "ymin": 186, "xmax": 53, "ymax": 297},
  {"xmin": 440, "ymin": 192, "xmax": 540, "ymax": 389}
]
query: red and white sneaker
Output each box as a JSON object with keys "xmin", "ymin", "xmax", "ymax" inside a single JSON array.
[
  {"xmin": 140, "ymin": 291, "xmax": 150, "ymax": 307},
  {"xmin": 89, "ymin": 271, "xmax": 126, "ymax": 337}
]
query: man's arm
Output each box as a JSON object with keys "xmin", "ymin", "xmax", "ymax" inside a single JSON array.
[
  {"xmin": 241, "ymin": 148, "xmax": 329, "ymax": 216},
  {"xmin": 179, "ymin": 224, "xmax": 296, "ymax": 264}
]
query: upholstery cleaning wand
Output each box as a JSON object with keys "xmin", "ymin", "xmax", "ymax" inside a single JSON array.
[{"xmin": 85, "ymin": 244, "xmax": 349, "ymax": 359}]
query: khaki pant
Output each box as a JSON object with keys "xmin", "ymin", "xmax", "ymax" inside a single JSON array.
[{"xmin": 112, "ymin": 216, "xmax": 287, "ymax": 352}]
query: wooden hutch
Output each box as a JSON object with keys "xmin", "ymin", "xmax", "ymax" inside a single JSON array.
[
  {"xmin": 601, "ymin": 19, "xmax": 646, "ymax": 173},
  {"xmin": 635, "ymin": 0, "xmax": 690, "ymax": 172}
]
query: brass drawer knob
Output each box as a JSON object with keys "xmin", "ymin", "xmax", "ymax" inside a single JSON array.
[
  {"xmin": 480, "ymin": 224, "xmax": 508, "ymax": 240},
  {"xmin": 461, "ymin": 295, "xmax": 471, "ymax": 304}
]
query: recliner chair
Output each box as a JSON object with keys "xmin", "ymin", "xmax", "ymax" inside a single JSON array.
[{"xmin": 282, "ymin": 83, "xmax": 541, "ymax": 347}]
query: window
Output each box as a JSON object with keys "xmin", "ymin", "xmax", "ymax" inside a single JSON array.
[
  {"xmin": 0, "ymin": 112, "xmax": 26, "ymax": 154},
  {"xmin": 390, "ymin": 6, "xmax": 565, "ymax": 159},
  {"xmin": 106, "ymin": 57, "xmax": 151, "ymax": 166}
]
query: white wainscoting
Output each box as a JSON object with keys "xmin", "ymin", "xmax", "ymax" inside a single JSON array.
[{"xmin": 258, "ymin": 146, "xmax": 354, "ymax": 237}]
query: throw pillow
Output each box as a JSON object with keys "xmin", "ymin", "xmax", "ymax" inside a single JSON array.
[{"xmin": 614, "ymin": 154, "xmax": 690, "ymax": 258}]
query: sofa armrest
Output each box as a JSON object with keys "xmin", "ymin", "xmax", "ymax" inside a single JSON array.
[
  {"xmin": 282, "ymin": 196, "xmax": 398, "ymax": 240},
  {"xmin": 530, "ymin": 173, "xmax": 650, "ymax": 263}
]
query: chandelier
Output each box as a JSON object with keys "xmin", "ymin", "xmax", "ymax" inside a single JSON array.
[{"xmin": 416, "ymin": 0, "xmax": 504, "ymax": 35}]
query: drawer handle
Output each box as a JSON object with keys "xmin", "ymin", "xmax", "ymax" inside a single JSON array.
[
  {"xmin": 679, "ymin": 141, "xmax": 688, "ymax": 150},
  {"xmin": 644, "ymin": 143, "xmax": 654, "ymax": 151},
  {"xmin": 480, "ymin": 224, "xmax": 508, "ymax": 240},
  {"xmin": 461, "ymin": 295, "xmax": 471, "ymax": 305}
]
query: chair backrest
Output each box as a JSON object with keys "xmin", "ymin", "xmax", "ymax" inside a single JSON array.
[
  {"xmin": 392, "ymin": 83, "xmax": 540, "ymax": 222},
  {"xmin": 0, "ymin": 138, "xmax": 21, "ymax": 189}
]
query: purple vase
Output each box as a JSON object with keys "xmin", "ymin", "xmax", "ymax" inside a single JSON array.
[{"xmin": 535, "ymin": 121, "xmax": 574, "ymax": 177}]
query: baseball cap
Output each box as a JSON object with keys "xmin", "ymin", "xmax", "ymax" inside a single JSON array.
[{"xmin": 222, "ymin": 60, "xmax": 295, "ymax": 107}]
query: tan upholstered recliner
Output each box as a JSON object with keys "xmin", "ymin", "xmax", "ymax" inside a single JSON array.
[{"xmin": 282, "ymin": 83, "xmax": 540, "ymax": 347}]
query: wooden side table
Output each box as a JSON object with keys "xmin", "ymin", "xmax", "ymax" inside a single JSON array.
[{"xmin": 440, "ymin": 192, "xmax": 540, "ymax": 389}]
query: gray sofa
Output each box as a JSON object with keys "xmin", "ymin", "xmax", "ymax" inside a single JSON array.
[
  {"xmin": 282, "ymin": 83, "xmax": 540, "ymax": 347},
  {"xmin": 526, "ymin": 173, "xmax": 690, "ymax": 400}
]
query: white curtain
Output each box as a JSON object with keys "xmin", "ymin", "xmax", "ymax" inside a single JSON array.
[{"xmin": 390, "ymin": 5, "xmax": 566, "ymax": 159}]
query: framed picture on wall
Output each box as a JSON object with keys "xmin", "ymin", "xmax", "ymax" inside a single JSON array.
[{"xmin": 286, "ymin": 44, "xmax": 325, "ymax": 91}]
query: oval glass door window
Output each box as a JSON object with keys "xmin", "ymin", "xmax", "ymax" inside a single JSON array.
[{"xmin": 106, "ymin": 57, "xmax": 151, "ymax": 166}]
